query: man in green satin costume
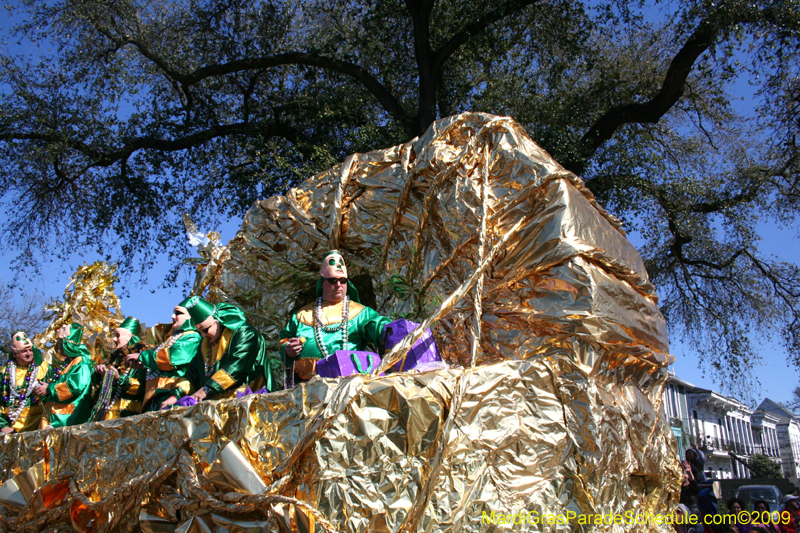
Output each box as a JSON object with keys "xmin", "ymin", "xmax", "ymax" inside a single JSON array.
[
  {"xmin": 0, "ymin": 332, "xmax": 52, "ymax": 433},
  {"xmin": 127, "ymin": 298, "xmax": 204, "ymax": 410},
  {"xmin": 91, "ymin": 317, "xmax": 147, "ymax": 420},
  {"xmin": 280, "ymin": 250, "xmax": 391, "ymax": 385},
  {"xmin": 33, "ymin": 323, "xmax": 94, "ymax": 428},
  {"xmin": 184, "ymin": 297, "xmax": 280, "ymax": 403}
]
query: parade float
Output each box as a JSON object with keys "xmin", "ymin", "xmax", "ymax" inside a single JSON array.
[{"xmin": 0, "ymin": 113, "xmax": 679, "ymax": 532}]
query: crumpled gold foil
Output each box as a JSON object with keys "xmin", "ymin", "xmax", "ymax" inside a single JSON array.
[
  {"xmin": 0, "ymin": 113, "xmax": 680, "ymax": 532},
  {"xmin": 35, "ymin": 261, "xmax": 124, "ymax": 363}
]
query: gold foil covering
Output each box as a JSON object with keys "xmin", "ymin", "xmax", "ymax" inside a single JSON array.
[{"xmin": 0, "ymin": 113, "xmax": 679, "ymax": 532}]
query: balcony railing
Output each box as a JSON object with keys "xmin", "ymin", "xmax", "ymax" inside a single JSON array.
[
  {"xmin": 753, "ymin": 444, "xmax": 781, "ymax": 458},
  {"xmin": 699, "ymin": 437, "xmax": 753, "ymax": 455}
]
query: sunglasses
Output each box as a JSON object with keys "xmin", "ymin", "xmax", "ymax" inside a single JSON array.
[{"xmin": 323, "ymin": 277, "xmax": 348, "ymax": 285}]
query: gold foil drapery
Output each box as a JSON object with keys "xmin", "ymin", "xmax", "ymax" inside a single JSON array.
[
  {"xmin": 0, "ymin": 113, "xmax": 679, "ymax": 532},
  {"xmin": 35, "ymin": 261, "xmax": 124, "ymax": 363}
]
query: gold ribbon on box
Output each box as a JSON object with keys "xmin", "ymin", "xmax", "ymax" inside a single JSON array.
[{"xmin": 0, "ymin": 113, "xmax": 679, "ymax": 532}]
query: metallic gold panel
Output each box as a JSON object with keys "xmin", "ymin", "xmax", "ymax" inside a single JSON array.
[{"xmin": 0, "ymin": 113, "xmax": 678, "ymax": 532}]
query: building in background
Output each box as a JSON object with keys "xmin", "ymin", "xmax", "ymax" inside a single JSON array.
[
  {"xmin": 664, "ymin": 373, "xmax": 693, "ymax": 459},
  {"xmin": 687, "ymin": 388, "xmax": 754, "ymax": 480},
  {"xmin": 757, "ymin": 399, "xmax": 800, "ymax": 480},
  {"xmin": 663, "ymin": 376, "xmax": 799, "ymax": 482},
  {"xmin": 751, "ymin": 409, "xmax": 782, "ymax": 463}
]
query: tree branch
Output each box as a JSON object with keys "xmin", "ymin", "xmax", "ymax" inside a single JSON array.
[
  {"xmin": 173, "ymin": 53, "xmax": 415, "ymax": 136},
  {"xmin": 405, "ymin": 0, "xmax": 436, "ymax": 134},
  {"xmin": 0, "ymin": 121, "xmax": 300, "ymax": 170},
  {"xmin": 576, "ymin": 5, "xmax": 781, "ymax": 171},
  {"xmin": 431, "ymin": 0, "xmax": 540, "ymax": 76}
]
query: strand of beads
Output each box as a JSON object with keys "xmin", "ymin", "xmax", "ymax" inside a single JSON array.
[
  {"xmin": 205, "ymin": 343, "xmax": 215, "ymax": 378},
  {"xmin": 312, "ymin": 296, "xmax": 349, "ymax": 358},
  {"xmin": 89, "ymin": 371, "xmax": 116, "ymax": 422},
  {"xmin": 4, "ymin": 362, "xmax": 41, "ymax": 424},
  {"xmin": 50, "ymin": 357, "xmax": 71, "ymax": 382}
]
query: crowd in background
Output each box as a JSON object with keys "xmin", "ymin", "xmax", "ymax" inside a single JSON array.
[{"xmin": 676, "ymin": 447, "xmax": 800, "ymax": 533}]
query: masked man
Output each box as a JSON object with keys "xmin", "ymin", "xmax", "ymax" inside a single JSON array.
[
  {"xmin": 0, "ymin": 332, "xmax": 52, "ymax": 433},
  {"xmin": 280, "ymin": 250, "xmax": 391, "ymax": 385},
  {"xmin": 183, "ymin": 297, "xmax": 279, "ymax": 404},
  {"xmin": 91, "ymin": 317, "xmax": 147, "ymax": 421},
  {"xmin": 34, "ymin": 323, "xmax": 94, "ymax": 428},
  {"xmin": 127, "ymin": 299, "xmax": 204, "ymax": 410}
]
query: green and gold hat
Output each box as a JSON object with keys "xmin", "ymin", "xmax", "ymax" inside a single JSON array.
[
  {"xmin": 116, "ymin": 316, "xmax": 141, "ymax": 347},
  {"xmin": 182, "ymin": 296, "xmax": 248, "ymax": 331},
  {"xmin": 183, "ymin": 296, "xmax": 215, "ymax": 325},
  {"xmin": 61, "ymin": 323, "xmax": 91, "ymax": 359},
  {"xmin": 173, "ymin": 297, "xmax": 197, "ymax": 332}
]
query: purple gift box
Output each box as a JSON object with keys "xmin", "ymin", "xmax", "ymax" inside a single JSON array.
[
  {"xmin": 383, "ymin": 318, "xmax": 441, "ymax": 372},
  {"xmin": 315, "ymin": 350, "xmax": 382, "ymax": 378}
]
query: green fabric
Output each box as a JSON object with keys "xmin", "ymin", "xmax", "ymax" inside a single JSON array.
[
  {"xmin": 184, "ymin": 296, "xmax": 215, "ymax": 324},
  {"xmin": 139, "ymin": 329, "xmax": 204, "ymax": 403},
  {"xmin": 118, "ymin": 317, "xmax": 141, "ymax": 347},
  {"xmin": 211, "ymin": 302, "xmax": 248, "ymax": 331},
  {"xmin": 30, "ymin": 346, "xmax": 43, "ymax": 366},
  {"xmin": 0, "ymin": 360, "xmax": 53, "ymax": 431},
  {"xmin": 174, "ymin": 298, "xmax": 198, "ymax": 333},
  {"xmin": 44, "ymin": 353, "xmax": 94, "ymax": 428},
  {"xmin": 203, "ymin": 323, "xmax": 281, "ymax": 397},
  {"xmin": 279, "ymin": 303, "xmax": 391, "ymax": 361},
  {"xmin": 61, "ymin": 323, "xmax": 91, "ymax": 359},
  {"xmin": 107, "ymin": 344, "xmax": 147, "ymax": 417},
  {"xmin": 178, "ymin": 296, "xmax": 196, "ymax": 309}
]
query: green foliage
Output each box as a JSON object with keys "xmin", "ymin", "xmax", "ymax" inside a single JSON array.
[
  {"xmin": 746, "ymin": 454, "xmax": 784, "ymax": 479},
  {"xmin": 0, "ymin": 0, "xmax": 798, "ymax": 392}
]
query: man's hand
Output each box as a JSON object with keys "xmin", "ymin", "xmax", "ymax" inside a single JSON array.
[
  {"xmin": 95, "ymin": 364, "xmax": 107, "ymax": 375},
  {"xmin": 125, "ymin": 353, "xmax": 143, "ymax": 369},
  {"xmin": 1, "ymin": 427, "xmax": 14, "ymax": 435},
  {"xmin": 190, "ymin": 387, "xmax": 207, "ymax": 402},
  {"xmin": 161, "ymin": 396, "xmax": 178, "ymax": 409},
  {"xmin": 33, "ymin": 383, "xmax": 48, "ymax": 397},
  {"xmin": 283, "ymin": 338, "xmax": 304, "ymax": 358}
]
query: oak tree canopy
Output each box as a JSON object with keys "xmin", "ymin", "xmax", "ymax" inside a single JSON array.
[{"xmin": 0, "ymin": 0, "xmax": 798, "ymax": 391}]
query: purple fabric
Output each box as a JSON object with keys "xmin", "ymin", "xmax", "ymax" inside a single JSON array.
[
  {"xmin": 315, "ymin": 350, "xmax": 382, "ymax": 378},
  {"xmin": 236, "ymin": 386, "xmax": 254, "ymax": 398},
  {"xmin": 382, "ymin": 319, "xmax": 441, "ymax": 372},
  {"xmin": 176, "ymin": 395, "xmax": 198, "ymax": 407},
  {"xmin": 237, "ymin": 386, "xmax": 268, "ymax": 397}
]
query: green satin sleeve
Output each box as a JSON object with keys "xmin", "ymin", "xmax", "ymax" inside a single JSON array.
[
  {"xmin": 43, "ymin": 363, "xmax": 55, "ymax": 383},
  {"xmin": 46, "ymin": 358, "xmax": 93, "ymax": 402},
  {"xmin": 138, "ymin": 348, "xmax": 157, "ymax": 371},
  {"xmin": 204, "ymin": 326, "xmax": 260, "ymax": 397},
  {"xmin": 278, "ymin": 314, "xmax": 300, "ymax": 358},
  {"xmin": 117, "ymin": 372, "xmax": 131, "ymax": 390},
  {"xmin": 356, "ymin": 306, "xmax": 393, "ymax": 352},
  {"xmin": 140, "ymin": 331, "xmax": 202, "ymax": 373},
  {"xmin": 0, "ymin": 413, "xmax": 9, "ymax": 429}
]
